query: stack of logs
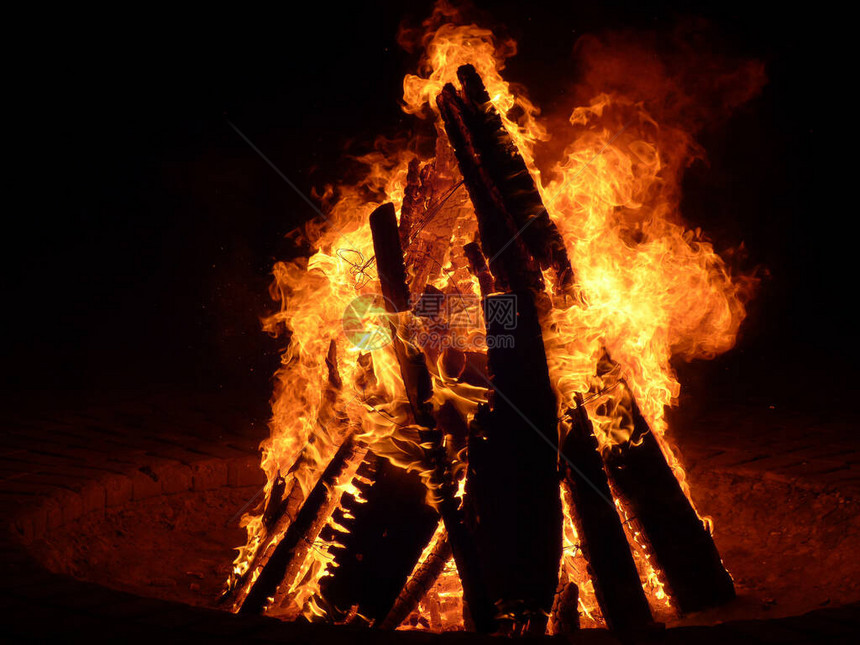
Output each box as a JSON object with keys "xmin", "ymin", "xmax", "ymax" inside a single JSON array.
[{"xmin": 223, "ymin": 64, "xmax": 735, "ymax": 635}]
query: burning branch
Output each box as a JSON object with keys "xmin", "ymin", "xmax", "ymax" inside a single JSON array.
[
  {"xmin": 604, "ymin": 385, "xmax": 736, "ymax": 613},
  {"xmin": 559, "ymin": 393, "xmax": 653, "ymax": 631}
]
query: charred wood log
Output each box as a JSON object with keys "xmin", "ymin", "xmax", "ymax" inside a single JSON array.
[
  {"xmin": 223, "ymin": 338, "xmax": 348, "ymax": 606},
  {"xmin": 398, "ymin": 158, "xmax": 422, "ymax": 248},
  {"xmin": 413, "ymin": 284, "xmax": 445, "ymax": 320},
  {"xmin": 320, "ymin": 455, "xmax": 439, "ymax": 624},
  {"xmin": 437, "ymin": 84, "xmax": 543, "ymax": 293},
  {"xmin": 237, "ymin": 434, "xmax": 364, "ymax": 615},
  {"xmin": 370, "ymin": 201, "xmax": 495, "ymax": 632},
  {"xmin": 441, "ymin": 79, "xmax": 564, "ymax": 628},
  {"xmin": 372, "ymin": 201, "xmax": 433, "ymax": 423},
  {"xmin": 604, "ymin": 393, "xmax": 735, "ymax": 613},
  {"xmin": 399, "ymin": 155, "xmax": 469, "ymax": 297},
  {"xmin": 463, "ymin": 241, "xmax": 494, "ymax": 298},
  {"xmin": 261, "ymin": 472, "xmax": 287, "ymax": 531},
  {"xmin": 379, "ymin": 530, "xmax": 453, "ymax": 629},
  {"xmin": 466, "ymin": 291, "xmax": 562, "ymax": 632},
  {"xmin": 438, "ymin": 65, "xmax": 574, "ymax": 292},
  {"xmin": 550, "ymin": 582, "xmax": 581, "ymax": 635},
  {"xmin": 455, "ymin": 65, "xmax": 574, "ymax": 291},
  {"xmin": 265, "ymin": 456, "xmax": 377, "ymax": 620},
  {"xmin": 560, "ymin": 393, "xmax": 653, "ymax": 631},
  {"xmin": 421, "ymin": 430, "xmax": 495, "ymax": 633},
  {"xmin": 370, "ymin": 202, "xmax": 411, "ymax": 312}
]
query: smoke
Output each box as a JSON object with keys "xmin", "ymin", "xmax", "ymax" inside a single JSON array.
[{"xmin": 570, "ymin": 22, "xmax": 766, "ymax": 135}]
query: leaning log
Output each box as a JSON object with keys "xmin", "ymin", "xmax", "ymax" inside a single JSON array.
[
  {"xmin": 463, "ymin": 241, "xmax": 494, "ymax": 298},
  {"xmin": 466, "ymin": 291, "xmax": 562, "ymax": 633},
  {"xmin": 437, "ymin": 84, "xmax": 543, "ymax": 294},
  {"xmin": 603, "ymin": 389, "xmax": 735, "ymax": 613},
  {"xmin": 223, "ymin": 339, "xmax": 348, "ymax": 606},
  {"xmin": 237, "ymin": 434, "xmax": 365, "ymax": 614},
  {"xmin": 560, "ymin": 393, "xmax": 653, "ymax": 631},
  {"xmin": 550, "ymin": 582, "xmax": 581, "ymax": 635},
  {"xmin": 320, "ymin": 454, "xmax": 440, "ymax": 624},
  {"xmin": 445, "ymin": 64, "xmax": 575, "ymax": 291},
  {"xmin": 379, "ymin": 529, "xmax": 453, "ymax": 629},
  {"xmin": 314, "ymin": 204, "xmax": 444, "ymax": 624},
  {"xmin": 399, "ymin": 158, "xmax": 422, "ymax": 249},
  {"xmin": 441, "ymin": 72, "xmax": 563, "ymax": 630}
]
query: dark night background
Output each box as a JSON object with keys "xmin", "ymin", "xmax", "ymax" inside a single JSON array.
[{"xmin": 3, "ymin": 2, "xmax": 837, "ymax": 419}]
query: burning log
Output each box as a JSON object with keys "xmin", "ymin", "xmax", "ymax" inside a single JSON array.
[
  {"xmin": 237, "ymin": 433, "xmax": 365, "ymax": 615},
  {"xmin": 440, "ymin": 78, "xmax": 563, "ymax": 629},
  {"xmin": 398, "ymin": 158, "xmax": 422, "ymax": 249},
  {"xmin": 370, "ymin": 203, "xmax": 411, "ymax": 312},
  {"xmin": 401, "ymin": 153, "xmax": 471, "ymax": 296},
  {"xmin": 550, "ymin": 583, "xmax": 580, "ymax": 634},
  {"xmin": 463, "ymin": 241, "xmax": 493, "ymax": 298},
  {"xmin": 313, "ymin": 245, "xmax": 443, "ymax": 623},
  {"xmin": 320, "ymin": 455, "xmax": 440, "ymax": 624},
  {"xmin": 441, "ymin": 64, "xmax": 574, "ymax": 292},
  {"xmin": 222, "ymin": 338, "xmax": 349, "ymax": 607},
  {"xmin": 261, "ymin": 472, "xmax": 288, "ymax": 530},
  {"xmin": 420, "ymin": 427, "xmax": 495, "ymax": 632},
  {"xmin": 604, "ymin": 390, "xmax": 735, "ymax": 614},
  {"xmin": 263, "ymin": 453, "xmax": 378, "ymax": 619},
  {"xmin": 437, "ymin": 83, "xmax": 542, "ymax": 294},
  {"xmin": 380, "ymin": 530, "xmax": 453, "ymax": 629},
  {"xmin": 560, "ymin": 393, "xmax": 653, "ymax": 632},
  {"xmin": 466, "ymin": 291, "xmax": 562, "ymax": 632},
  {"xmin": 371, "ymin": 200, "xmax": 496, "ymax": 632}
]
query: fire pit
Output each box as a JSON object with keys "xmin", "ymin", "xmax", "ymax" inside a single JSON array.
[
  {"xmin": 212, "ymin": 5, "xmax": 801, "ymax": 637},
  {"xmin": 23, "ymin": 436, "xmax": 860, "ymax": 631},
  {"xmin": 5, "ymin": 3, "xmax": 857, "ymax": 644}
]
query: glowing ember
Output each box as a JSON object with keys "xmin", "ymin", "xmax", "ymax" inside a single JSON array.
[{"xmin": 225, "ymin": 2, "xmax": 763, "ymax": 634}]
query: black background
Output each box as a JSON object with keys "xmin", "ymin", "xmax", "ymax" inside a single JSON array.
[{"xmin": 4, "ymin": 1, "xmax": 836, "ymax": 412}]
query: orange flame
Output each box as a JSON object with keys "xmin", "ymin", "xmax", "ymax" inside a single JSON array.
[{"xmin": 230, "ymin": 2, "xmax": 763, "ymax": 632}]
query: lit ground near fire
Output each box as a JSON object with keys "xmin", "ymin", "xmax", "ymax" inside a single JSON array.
[{"xmin": 26, "ymin": 400, "xmax": 860, "ymax": 628}]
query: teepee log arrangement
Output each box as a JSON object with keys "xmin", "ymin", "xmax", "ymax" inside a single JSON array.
[{"xmin": 225, "ymin": 64, "xmax": 735, "ymax": 635}]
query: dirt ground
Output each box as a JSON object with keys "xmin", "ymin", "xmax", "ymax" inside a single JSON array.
[
  {"xmin": 28, "ymin": 469, "xmax": 860, "ymax": 629},
  {"xmin": 681, "ymin": 469, "xmax": 860, "ymax": 625},
  {"xmin": 29, "ymin": 486, "xmax": 258, "ymax": 609}
]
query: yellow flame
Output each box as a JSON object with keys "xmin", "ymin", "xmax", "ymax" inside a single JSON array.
[{"xmin": 230, "ymin": 7, "xmax": 756, "ymax": 631}]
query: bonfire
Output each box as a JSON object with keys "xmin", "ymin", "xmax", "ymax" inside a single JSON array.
[{"xmin": 221, "ymin": 4, "xmax": 763, "ymax": 635}]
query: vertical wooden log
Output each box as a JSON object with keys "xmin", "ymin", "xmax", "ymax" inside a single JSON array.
[
  {"xmin": 466, "ymin": 291, "xmax": 562, "ymax": 632},
  {"xmin": 369, "ymin": 201, "xmax": 496, "ymax": 632},
  {"xmin": 604, "ymin": 392, "xmax": 735, "ymax": 613},
  {"xmin": 370, "ymin": 202, "xmax": 411, "ymax": 312},
  {"xmin": 560, "ymin": 393, "xmax": 653, "ymax": 631}
]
